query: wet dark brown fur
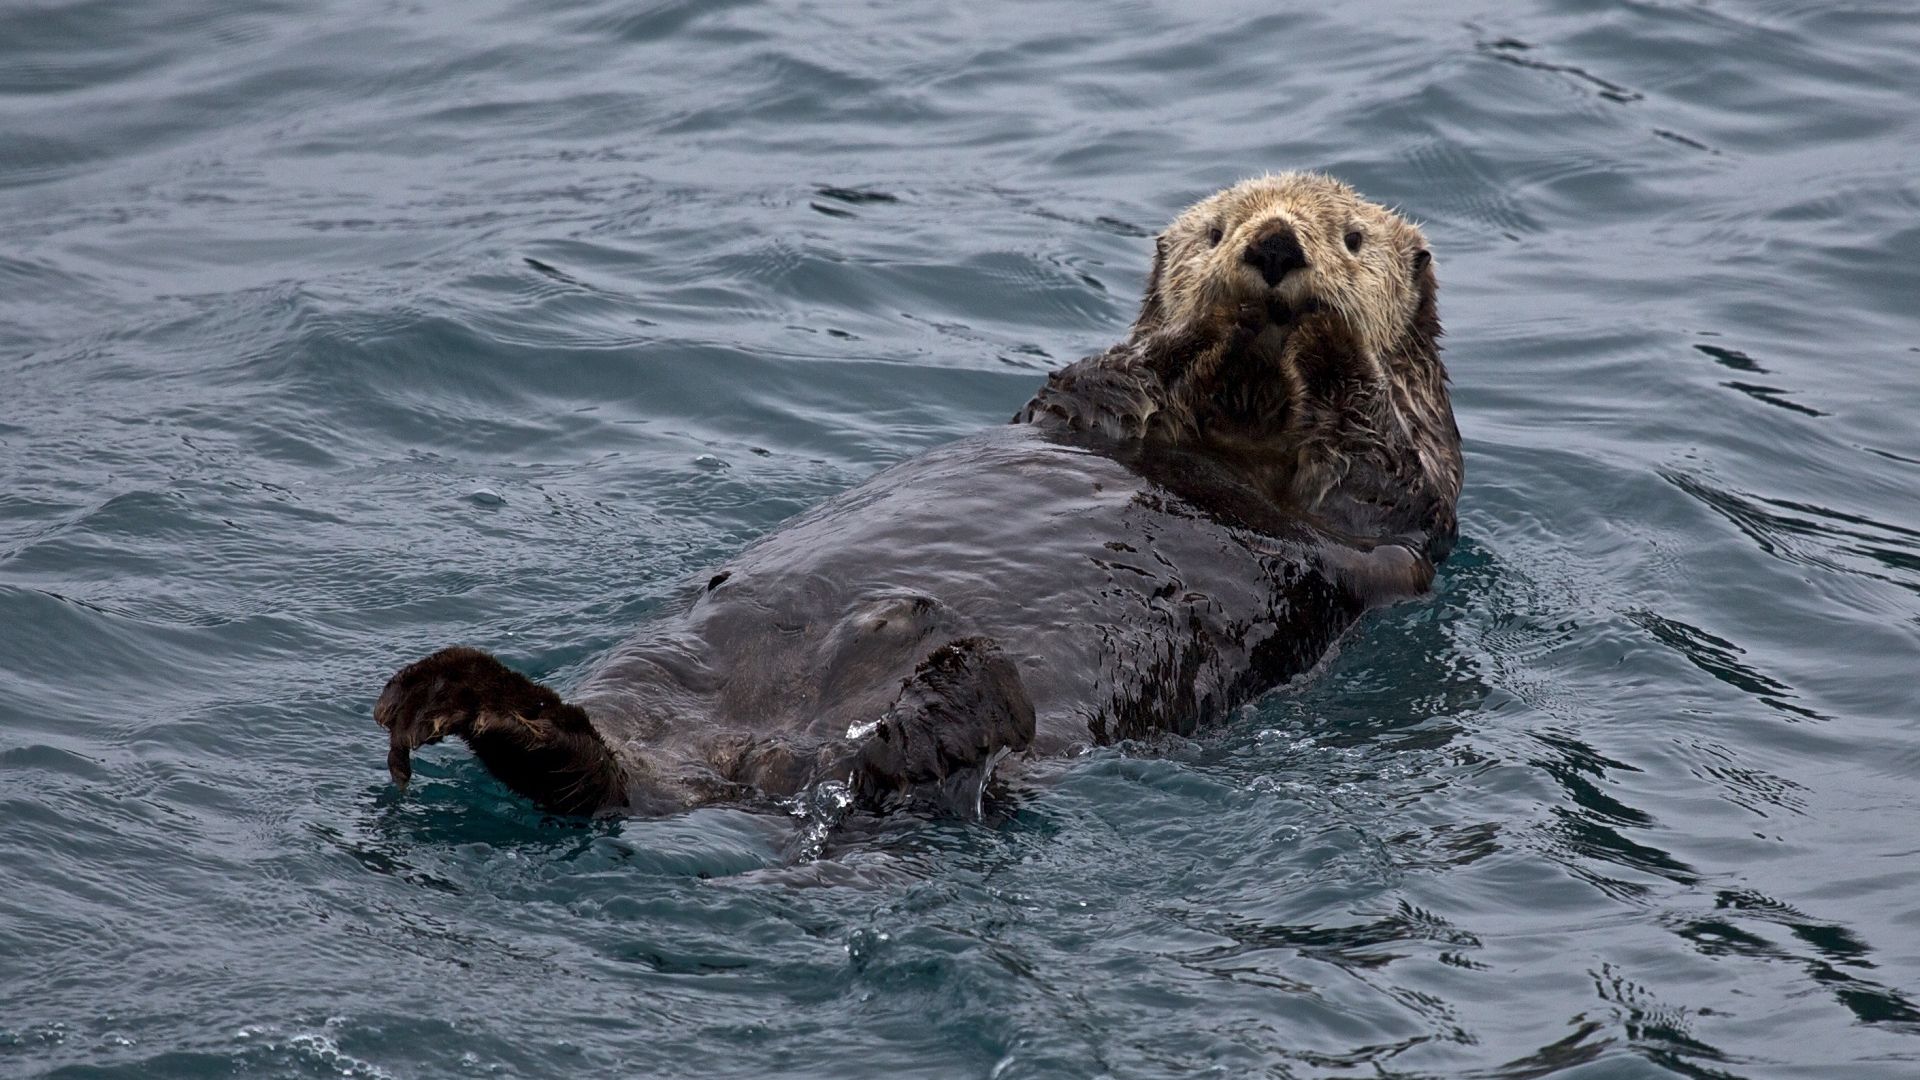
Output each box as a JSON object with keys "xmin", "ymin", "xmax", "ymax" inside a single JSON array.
[{"xmin": 374, "ymin": 173, "xmax": 1461, "ymax": 817}]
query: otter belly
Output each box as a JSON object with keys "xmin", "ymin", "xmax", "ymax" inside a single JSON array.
[{"xmin": 569, "ymin": 424, "xmax": 1367, "ymax": 807}]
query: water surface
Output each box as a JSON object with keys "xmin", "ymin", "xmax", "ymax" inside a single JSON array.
[{"xmin": 3, "ymin": 1, "xmax": 1919, "ymax": 1076}]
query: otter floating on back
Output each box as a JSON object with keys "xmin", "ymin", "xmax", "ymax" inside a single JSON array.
[{"xmin": 374, "ymin": 173, "xmax": 1461, "ymax": 817}]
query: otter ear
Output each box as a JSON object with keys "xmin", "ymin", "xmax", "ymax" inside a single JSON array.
[
  {"xmin": 1410, "ymin": 247, "xmax": 1441, "ymax": 343},
  {"xmin": 1135, "ymin": 233, "xmax": 1169, "ymax": 332},
  {"xmin": 1411, "ymin": 249, "xmax": 1435, "ymax": 302}
]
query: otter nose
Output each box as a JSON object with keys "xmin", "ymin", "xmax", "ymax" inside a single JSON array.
[{"xmin": 1243, "ymin": 227, "xmax": 1308, "ymax": 287}]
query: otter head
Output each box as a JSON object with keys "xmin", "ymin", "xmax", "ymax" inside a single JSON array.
[
  {"xmin": 1131, "ymin": 173, "xmax": 1456, "ymax": 535},
  {"xmin": 1137, "ymin": 172, "xmax": 1433, "ymax": 376}
]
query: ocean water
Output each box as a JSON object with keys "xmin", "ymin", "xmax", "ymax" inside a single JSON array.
[{"xmin": 2, "ymin": 0, "xmax": 1918, "ymax": 1076}]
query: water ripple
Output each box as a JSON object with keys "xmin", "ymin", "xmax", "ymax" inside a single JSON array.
[{"xmin": 5, "ymin": 0, "xmax": 1920, "ymax": 1076}]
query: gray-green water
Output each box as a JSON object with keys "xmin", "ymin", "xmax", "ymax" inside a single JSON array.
[{"xmin": 3, "ymin": 1, "xmax": 1918, "ymax": 1076}]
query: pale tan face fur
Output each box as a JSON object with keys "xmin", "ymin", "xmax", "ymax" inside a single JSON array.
[{"xmin": 1145, "ymin": 172, "xmax": 1429, "ymax": 368}]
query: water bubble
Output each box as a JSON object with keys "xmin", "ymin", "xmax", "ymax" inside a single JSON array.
[
  {"xmin": 781, "ymin": 779, "xmax": 853, "ymax": 862},
  {"xmin": 846, "ymin": 926, "xmax": 893, "ymax": 969}
]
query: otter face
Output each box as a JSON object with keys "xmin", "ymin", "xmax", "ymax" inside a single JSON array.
[{"xmin": 1141, "ymin": 172, "xmax": 1432, "ymax": 367}]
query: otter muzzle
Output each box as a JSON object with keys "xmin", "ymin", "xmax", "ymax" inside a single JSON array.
[{"xmin": 1244, "ymin": 226, "xmax": 1308, "ymax": 287}]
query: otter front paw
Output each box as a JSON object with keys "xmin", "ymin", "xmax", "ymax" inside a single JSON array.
[
  {"xmin": 373, "ymin": 646, "xmax": 513, "ymax": 788},
  {"xmin": 1230, "ymin": 299, "xmax": 1270, "ymax": 336}
]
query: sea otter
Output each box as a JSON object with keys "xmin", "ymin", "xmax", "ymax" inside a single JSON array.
[{"xmin": 374, "ymin": 172, "xmax": 1461, "ymax": 816}]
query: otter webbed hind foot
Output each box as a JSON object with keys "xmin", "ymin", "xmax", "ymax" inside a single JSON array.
[
  {"xmin": 849, "ymin": 636, "xmax": 1035, "ymax": 817},
  {"xmin": 374, "ymin": 646, "xmax": 628, "ymax": 815}
]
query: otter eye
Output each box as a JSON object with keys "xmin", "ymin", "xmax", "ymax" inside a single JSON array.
[
  {"xmin": 1206, "ymin": 225, "xmax": 1224, "ymax": 247},
  {"xmin": 1344, "ymin": 230, "xmax": 1363, "ymax": 254}
]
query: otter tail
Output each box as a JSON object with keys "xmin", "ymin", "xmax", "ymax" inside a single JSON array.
[{"xmin": 373, "ymin": 647, "xmax": 628, "ymax": 815}]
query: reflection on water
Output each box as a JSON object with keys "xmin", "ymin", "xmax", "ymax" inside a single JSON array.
[
  {"xmin": 1668, "ymin": 469, "xmax": 1920, "ymax": 599},
  {"xmin": 4, "ymin": 0, "xmax": 1920, "ymax": 1075},
  {"xmin": 1629, "ymin": 607, "xmax": 1828, "ymax": 722}
]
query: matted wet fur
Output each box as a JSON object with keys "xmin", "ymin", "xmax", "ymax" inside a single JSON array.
[{"xmin": 374, "ymin": 172, "xmax": 1462, "ymax": 817}]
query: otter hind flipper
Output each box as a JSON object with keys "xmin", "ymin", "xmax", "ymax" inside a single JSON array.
[
  {"xmin": 849, "ymin": 636, "xmax": 1035, "ymax": 817},
  {"xmin": 374, "ymin": 646, "xmax": 628, "ymax": 815}
]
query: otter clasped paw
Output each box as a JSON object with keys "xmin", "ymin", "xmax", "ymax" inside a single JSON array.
[{"xmin": 1231, "ymin": 298, "xmax": 1270, "ymax": 336}]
